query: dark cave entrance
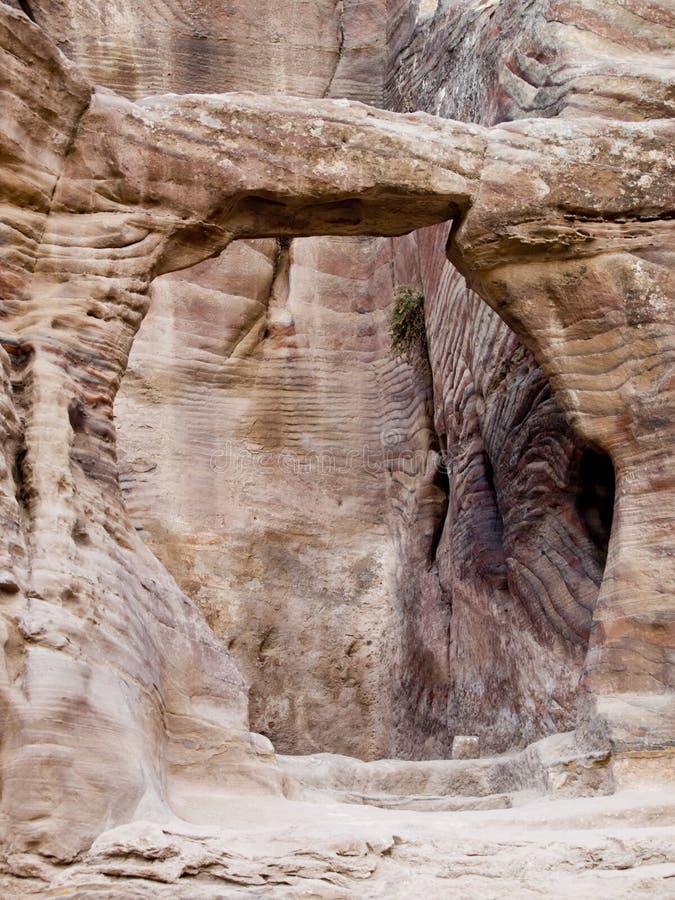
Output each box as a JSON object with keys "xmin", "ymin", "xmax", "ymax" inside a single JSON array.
[{"xmin": 575, "ymin": 447, "xmax": 615, "ymax": 560}]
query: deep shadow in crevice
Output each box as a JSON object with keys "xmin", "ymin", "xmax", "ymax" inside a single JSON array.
[
  {"xmin": 425, "ymin": 420, "xmax": 450, "ymax": 566},
  {"xmin": 428, "ymin": 460, "xmax": 449, "ymax": 564},
  {"xmin": 483, "ymin": 450, "xmax": 504, "ymax": 539},
  {"xmin": 68, "ymin": 398, "xmax": 86, "ymax": 433},
  {"xmin": 13, "ymin": 439, "xmax": 29, "ymax": 511},
  {"xmin": 17, "ymin": 1, "xmax": 36, "ymax": 24},
  {"xmin": 575, "ymin": 447, "xmax": 615, "ymax": 559}
]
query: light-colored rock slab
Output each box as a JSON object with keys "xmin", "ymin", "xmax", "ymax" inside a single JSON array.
[{"xmin": 452, "ymin": 735, "xmax": 480, "ymax": 759}]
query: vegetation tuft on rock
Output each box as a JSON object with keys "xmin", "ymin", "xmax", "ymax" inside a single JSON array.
[{"xmin": 390, "ymin": 285, "xmax": 427, "ymax": 368}]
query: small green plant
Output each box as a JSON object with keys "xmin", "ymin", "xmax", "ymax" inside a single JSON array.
[{"xmin": 390, "ymin": 285, "xmax": 426, "ymax": 368}]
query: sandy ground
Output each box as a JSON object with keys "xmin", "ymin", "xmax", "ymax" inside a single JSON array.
[{"xmin": 2, "ymin": 784, "xmax": 674, "ymax": 898}]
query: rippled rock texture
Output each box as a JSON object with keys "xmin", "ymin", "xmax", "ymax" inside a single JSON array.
[
  {"xmin": 388, "ymin": 0, "xmax": 674, "ymax": 755},
  {"xmin": 19, "ymin": 0, "xmax": 670, "ymax": 762},
  {"xmin": 0, "ymin": 0, "xmax": 673, "ymax": 877},
  {"xmin": 19, "ymin": 0, "xmax": 414, "ymax": 759}
]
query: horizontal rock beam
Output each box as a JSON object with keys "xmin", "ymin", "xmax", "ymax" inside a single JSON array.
[{"xmin": 55, "ymin": 88, "xmax": 487, "ymax": 277}]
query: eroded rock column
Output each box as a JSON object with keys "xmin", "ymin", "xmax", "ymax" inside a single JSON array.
[{"xmin": 457, "ymin": 119, "xmax": 675, "ymax": 750}]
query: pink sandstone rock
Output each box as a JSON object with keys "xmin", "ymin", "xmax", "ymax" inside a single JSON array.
[
  {"xmin": 22, "ymin": 0, "xmax": 409, "ymax": 759},
  {"xmin": 23, "ymin": 0, "xmax": 624, "ymax": 760},
  {"xmin": 0, "ymin": 2, "xmax": 673, "ymax": 889}
]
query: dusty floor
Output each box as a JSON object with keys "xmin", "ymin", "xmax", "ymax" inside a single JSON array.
[{"xmin": 3, "ymin": 784, "xmax": 674, "ymax": 898}]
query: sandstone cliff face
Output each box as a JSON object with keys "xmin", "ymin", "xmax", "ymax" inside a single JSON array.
[
  {"xmin": 426, "ymin": 2, "xmax": 674, "ymax": 752},
  {"xmin": 0, "ymin": 1, "xmax": 487, "ymax": 852},
  {"xmin": 0, "ymin": 0, "xmax": 673, "ymax": 881},
  {"xmin": 387, "ymin": 0, "xmax": 673, "ymax": 752},
  {"xmin": 14, "ymin": 0, "xmax": 387, "ymax": 102},
  {"xmin": 385, "ymin": 227, "xmax": 605, "ymax": 756},
  {"xmin": 11, "ymin": 0, "xmax": 673, "ymax": 761},
  {"xmin": 17, "ymin": 0, "xmax": 406, "ymax": 758},
  {"xmin": 0, "ymin": 11, "xmax": 284, "ymax": 860},
  {"xmin": 384, "ymin": 0, "xmax": 614, "ymax": 756}
]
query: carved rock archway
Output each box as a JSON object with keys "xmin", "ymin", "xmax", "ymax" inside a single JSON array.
[{"xmin": 0, "ymin": 4, "xmax": 672, "ymax": 860}]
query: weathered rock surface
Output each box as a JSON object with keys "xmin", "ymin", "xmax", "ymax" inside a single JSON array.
[
  {"xmin": 116, "ymin": 234, "xmax": 414, "ymax": 758},
  {"xmin": 385, "ymin": 225, "xmax": 604, "ymax": 756},
  {"xmin": 25, "ymin": 0, "xmax": 418, "ymax": 759},
  {"xmin": 2, "ymin": 783, "xmax": 675, "ymax": 897},
  {"xmin": 382, "ymin": 0, "xmax": 675, "ymax": 758},
  {"xmin": 15, "ymin": 0, "xmax": 387, "ymax": 103},
  {"xmin": 26, "ymin": 0, "xmax": 666, "ymax": 761},
  {"xmin": 109, "ymin": 0, "xmax": 675, "ymax": 758},
  {"xmin": 0, "ymin": 0, "xmax": 673, "ymax": 891},
  {"xmin": 388, "ymin": 0, "xmax": 674, "ymax": 121},
  {"xmin": 66, "ymin": 73, "xmax": 675, "ymax": 755}
]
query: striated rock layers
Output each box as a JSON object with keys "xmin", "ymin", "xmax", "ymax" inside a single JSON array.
[
  {"xmin": 0, "ymin": 0, "xmax": 673, "ymax": 875},
  {"xmin": 384, "ymin": 0, "xmax": 672, "ymax": 756},
  {"xmin": 19, "ymin": 0, "xmax": 670, "ymax": 761},
  {"xmin": 387, "ymin": 0, "xmax": 674, "ymax": 755},
  {"xmin": 22, "ymin": 0, "xmax": 410, "ymax": 760}
]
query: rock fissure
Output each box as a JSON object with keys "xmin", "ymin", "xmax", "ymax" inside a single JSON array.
[{"xmin": 323, "ymin": 0, "xmax": 345, "ymax": 99}]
